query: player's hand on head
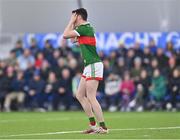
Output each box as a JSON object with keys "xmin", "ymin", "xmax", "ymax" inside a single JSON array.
[{"xmin": 70, "ymin": 13, "xmax": 77, "ymax": 23}]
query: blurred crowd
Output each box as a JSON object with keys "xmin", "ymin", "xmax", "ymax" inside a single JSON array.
[{"xmin": 0, "ymin": 38, "xmax": 180, "ymax": 112}]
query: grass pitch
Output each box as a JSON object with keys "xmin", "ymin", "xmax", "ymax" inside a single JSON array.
[{"xmin": 0, "ymin": 111, "xmax": 180, "ymax": 139}]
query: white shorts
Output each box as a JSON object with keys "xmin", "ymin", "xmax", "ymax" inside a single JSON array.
[{"xmin": 82, "ymin": 62, "xmax": 104, "ymax": 81}]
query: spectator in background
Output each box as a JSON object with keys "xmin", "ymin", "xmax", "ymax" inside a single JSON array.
[
  {"xmin": 0, "ymin": 61, "xmax": 7, "ymax": 72},
  {"xmin": 72, "ymin": 72, "xmax": 81, "ymax": 108},
  {"xmin": 40, "ymin": 60, "xmax": 51, "ymax": 81},
  {"xmin": 4, "ymin": 71, "xmax": 25, "ymax": 112},
  {"xmin": 35, "ymin": 52, "xmax": 44, "ymax": 69},
  {"xmin": 29, "ymin": 38, "xmax": 40, "ymax": 56},
  {"xmin": 142, "ymin": 47, "xmax": 153, "ymax": 69},
  {"xmin": 149, "ymin": 58, "xmax": 159, "ymax": 76},
  {"xmin": 98, "ymin": 50, "xmax": 106, "ymax": 60},
  {"xmin": 66, "ymin": 52, "xmax": 75, "ymax": 63},
  {"xmin": 165, "ymin": 41, "xmax": 175, "ymax": 58},
  {"xmin": 113, "ymin": 57, "xmax": 127, "ymax": 78},
  {"xmin": 105, "ymin": 73, "xmax": 121, "ymax": 112},
  {"xmin": 17, "ymin": 49, "xmax": 35, "ymax": 71},
  {"xmin": 72, "ymin": 72, "xmax": 81, "ymax": 97},
  {"xmin": 24, "ymin": 63, "xmax": 35, "ymax": 83},
  {"xmin": 54, "ymin": 57, "xmax": 66, "ymax": 78},
  {"xmin": 59, "ymin": 39, "xmax": 72, "ymax": 57},
  {"xmin": 52, "ymin": 68, "xmax": 73, "ymax": 110},
  {"xmin": 126, "ymin": 48, "xmax": 135, "ymax": 69},
  {"xmin": 68, "ymin": 57, "xmax": 78, "ymax": 77},
  {"xmin": 133, "ymin": 43, "xmax": 143, "ymax": 58},
  {"xmin": 43, "ymin": 72, "xmax": 58, "ymax": 110},
  {"xmin": 11, "ymin": 40, "xmax": 24, "ymax": 57},
  {"xmin": 156, "ymin": 48, "xmax": 168, "ymax": 74},
  {"xmin": 42, "ymin": 40, "xmax": 54, "ymax": 63},
  {"xmin": 168, "ymin": 69, "xmax": 180, "ymax": 110},
  {"xmin": 51, "ymin": 49, "xmax": 61, "ymax": 68},
  {"xmin": 0, "ymin": 66, "xmax": 15, "ymax": 110},
  {"xmin": 120, "ymin": 71, "xmax": 135, "ymax": 111},
  {"xmin": 167, "ymin": 57, "xmax": 177, "ymax": 78},
  {"xmin": 131, "ymin": 57, "xmax": 143, "ymax": 85},
  {"xmin": 5, "ymin": 66, "xmax": 15, "ymax": 92},
  {"xmin": 103, "ymin": 58, "xmax": 111, "ymax": 79},
  {"xmin": 109, "ymin": 51, "xmax": 117, "ymax": 68},
  {"xmin": 4, "ymin": 50, "xmax": 17, "ymax": 67},
  {"xmin": 68, "ymin": 57, "xmax": 78, "ymax": 70},
  {"xmin": 117, "ymin": 44, "xmax": 127, "ymax": 58},
  {"xmin": 25, "ymin": 72, "xmax": 45, "ymax": 110},
  {"xmin": 148, "ymin": 40, "xmax": 157, "ymax": 54},
  {"xmin": 149, "ymin": 69, "xmax": 167, "ymax": 109},
  {"xmin": 130, "ymin": 69, "xmax": 151, "ymax": 111}
]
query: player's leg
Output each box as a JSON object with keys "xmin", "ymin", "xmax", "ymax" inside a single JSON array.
[
  {"xmin": 85, "ymin": 62, "xmax": 108, "ymax": 133},
  {"xmin": 76, "ymin": 77, "xmax": 99, "ymax": 132},
  {"xmin": 86, "ymin": 80, "xmax": 107, "ymax": 130},
  {"xmin": 76, "ymin": 77, "xmax": 99, "ymax": 134},
  {"xmin": 76, "ymin": 77, "xmax": 94, "ymax": 118}
]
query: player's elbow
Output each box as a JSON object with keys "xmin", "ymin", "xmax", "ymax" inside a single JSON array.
[
  {"xmin": 63, "ymin": 31, "xmax": 70, "ymax": 39},
  {"xmin": 63, "ymin": 34, "xmax": 68, "ymax": 39},
  {"xmin": 63, "ymin": 36, "xmax": 68, "ymax": 39}
]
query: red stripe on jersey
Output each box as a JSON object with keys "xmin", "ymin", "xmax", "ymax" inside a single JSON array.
[{"xmin": 78, "ymin": 36, "xmax": 96, "ymax": 46}]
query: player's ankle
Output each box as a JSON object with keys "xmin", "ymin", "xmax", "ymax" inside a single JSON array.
[
  {"xmin": 90, "ymin": 122, "xmax": 96, "ymax": 126},
  {"xmin": 89, "ymin": 117, "xmax": 96, "ymax": 126},
  {"xmin": 99, "ymin": 122, "xmax": 107, "ymax": 129}
]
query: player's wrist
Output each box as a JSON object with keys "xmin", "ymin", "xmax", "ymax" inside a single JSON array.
[{"xmin": 69, "ymin": 19, "xmax": 75, "ymax": 24}]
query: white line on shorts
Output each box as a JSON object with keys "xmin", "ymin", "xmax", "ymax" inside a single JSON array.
[{"xmin": 0, "ymin": 126, "xmax": 180, "ymax": 138}]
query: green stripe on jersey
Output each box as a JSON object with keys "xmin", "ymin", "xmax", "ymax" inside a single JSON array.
[{"xmin": 91, "ymin": 63, "xmax": 95, "ymax": 78}]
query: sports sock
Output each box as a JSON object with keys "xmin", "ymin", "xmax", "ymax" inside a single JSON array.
[
  {"xmin": 99, "ymin": 122, "xmax": 107, "ymax": 129},
  {"xmin": 89, "ymin": 117, "xmax": 96, "ymax": 126}
]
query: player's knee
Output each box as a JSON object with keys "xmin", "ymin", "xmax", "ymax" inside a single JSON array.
[
  {"xmin": 86, "ymin": 94, "xmax": 96, "ymax": 102},
  {"xmin": 76, "ymin": 93, "xmax": 83, "ymax": 101}
]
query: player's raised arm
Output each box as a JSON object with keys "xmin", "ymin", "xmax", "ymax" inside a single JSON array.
[{"xmin": 63, "ymin": 13, "xmax": 79, "ymax": 39}]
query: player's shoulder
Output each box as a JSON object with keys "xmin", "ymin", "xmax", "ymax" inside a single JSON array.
[{"xmin": 75, "ymin": 22, "xmax": 95, "ymax": 36}]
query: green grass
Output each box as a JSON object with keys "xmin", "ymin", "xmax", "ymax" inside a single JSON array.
[{"xmin": 0, "ymin": 111, "xmax": 180, "ymax": 139}]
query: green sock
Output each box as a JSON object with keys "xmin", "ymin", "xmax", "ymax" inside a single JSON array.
[
  {"xmin": 89, "ymin": 117, "xmax": 96, "ymax": 125},
  {"xmin": 99, "ymin": 122, "xmax": 106, "ymax": 128}
]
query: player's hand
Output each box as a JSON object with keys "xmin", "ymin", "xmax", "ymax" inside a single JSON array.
[{"xmin": 70, "ymin": 13, "xmax": 77, "ymax": 24}]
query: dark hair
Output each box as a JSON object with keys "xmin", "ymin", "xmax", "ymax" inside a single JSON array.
[{"xmin": 72, "ymin": 8, "xmax": 88, "ymax": 21}]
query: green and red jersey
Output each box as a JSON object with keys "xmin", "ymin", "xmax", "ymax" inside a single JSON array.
[{"xmin": 74, "ymin": 22, "xmax": 101, "ymax": 66}]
